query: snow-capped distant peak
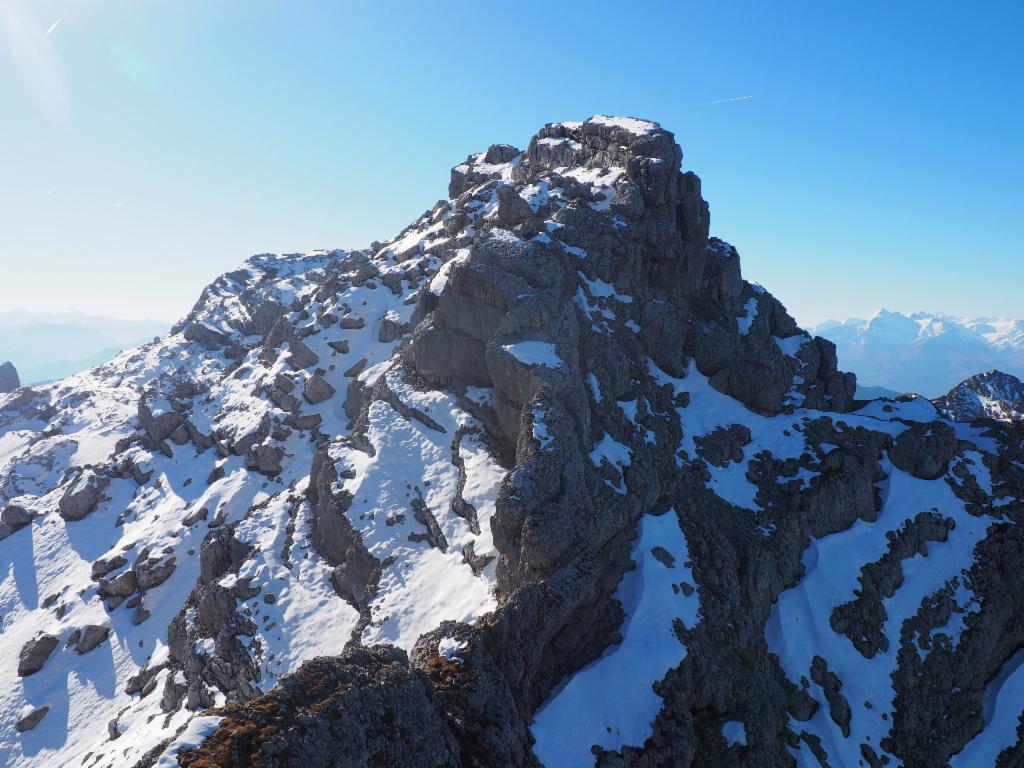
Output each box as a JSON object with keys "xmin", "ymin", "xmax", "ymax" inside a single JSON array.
[
  {"xmin": 812, "ymin": 309, "xmax": 1024, "ymax": 397},
  {"xmin": 933, "ymin": 369, "xmax": 1024, "ymax": 424}
]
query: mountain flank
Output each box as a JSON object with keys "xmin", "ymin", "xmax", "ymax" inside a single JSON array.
[{"xmin": 0, "ymin": 117, "xmax": 1021, "ymax": 768}]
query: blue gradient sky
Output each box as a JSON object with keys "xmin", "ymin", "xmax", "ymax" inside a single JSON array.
[{"xmin": 1, "ymin": 1, "xmax": 1021, "ymax": 325}]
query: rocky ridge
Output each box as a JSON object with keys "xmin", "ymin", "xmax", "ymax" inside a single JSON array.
[
  {"xmin": 934, "ymin": 369, "xmax": 1024, "ymax": 425},
  {"xmin": 0, "ymin": 116, "xmax": 1021, "ymax": 768}
]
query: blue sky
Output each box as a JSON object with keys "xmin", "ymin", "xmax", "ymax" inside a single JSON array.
[{"xmin": 1, "ymin": 1, "xmax": 1020, "ymax": 325}]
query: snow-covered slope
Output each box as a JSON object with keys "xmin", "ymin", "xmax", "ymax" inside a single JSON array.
[
  {"xmin": 0, "ymin": 249, "xmax": 504, "ymax": 766},
  {"xmin": 813, "ymin": 310, "xmax": 1024, "ymax": 398},
  {"xmin": 2, "ymin": 117, "xmax": 1022, "ymax": 768}
]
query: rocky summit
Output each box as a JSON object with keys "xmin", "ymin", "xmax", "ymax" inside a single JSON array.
[
  {"xmin": 934, "ymin": 369, "xmax": 1024, "ymax": 425},
  {"xmin": 0, "ymin": 361, "xmax": 19, "ymax": 394},
  {"xmin": 1, "ymin": 116, "xmax": 1022, "ymax": 768}
]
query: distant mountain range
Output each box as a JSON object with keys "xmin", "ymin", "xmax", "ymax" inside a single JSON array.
[
  {"xmin": 811, "ymin": 309, "xmax": 1024, "ymax": 398},
  {"xmin": 0, "ymin": 309, "xmax": 168, "ymax": 384}
]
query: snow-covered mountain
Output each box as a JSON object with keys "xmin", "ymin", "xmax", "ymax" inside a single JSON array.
[
  {"xmin": 812, "ymin": 310, "xmax": 1024, "ymax": 398},
  {"xmin": 0, "ymin": 310, "xmax": 169, "ymax": 384},
  {"xmin": 1, "ymin": 117, "xmax": 1022, "ymax": 768},
  {"xmin": 934, "ymin": 370, "xmax": 1024, "ymax": 424}
]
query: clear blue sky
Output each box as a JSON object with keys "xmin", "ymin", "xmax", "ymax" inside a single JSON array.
[{"xmin": 1, "ymin": 1, "xmax": 1021, "ymax": 325}]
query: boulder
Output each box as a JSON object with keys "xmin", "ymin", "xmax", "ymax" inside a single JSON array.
[
  {"xmin": 58, "ymin": 470, "xmax": 110, "ymax": 521},
  {"xmin": 0, "ymin": 503, "xmax": 32, "ymax": 540},
  {"xmin": 76, "ymin": 624, "xmax": 111, "ymax": 654},
  {"xmin": 494, "ymin": 184, "xmax": 535, "ymax": 227},
  {"xmin": 99, "ymin": 570, "xmax": 138, "ymax": 598},
  {"xmin": 15, "ymin": 706, "xmax": 49, "ymax": 732},
  {"xmin": 303, "ymin": 373, "xmax": 336, "ymax": 404},
  {"xmin": 245, "ymin": 444, "xmax": 285, "ymax": 476},
  {"xmin": 340, "ymin": 315, "xmax": 365, "ymax": 330},
  {"xmin": 135, "ymin": 555, "xmax": 177, "ymax": 589},
  {"xmin": 286, "ymin": 339, "xmax": 320, "ymax": 370},
  {"xmin": 18, "ymin": 634, "xmax": 59, "ymax": 677},
  {"xmin": 91, "ymin": 554, "xmax": 128, "ymax": 580}
]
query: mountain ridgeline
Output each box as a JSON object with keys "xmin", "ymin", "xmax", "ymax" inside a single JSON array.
[{"xmin": 1, "ymin": 117, "xmax": 1022, "ymax": 768}]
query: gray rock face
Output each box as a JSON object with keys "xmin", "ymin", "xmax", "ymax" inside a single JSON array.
[
  {"xmin": 890, "ymin": 421, "xmax": 958, "ymax": 479},
  {"xmin": 811, "ymin": 655, "xmax": 853, "ymax": 738},
  {"xmin": 307, "ymin": 444, "xmax": 380, "ymax": 614},
  {"xmin": 18, "ymin": 634, "xmax": 59, "ymax": 677},
  {"xmin": 58, "ymin": 469, "xmax": 110, "ymax": 521},
  {"xmin": 15, "ymin": 706, "xmax": 49, "ymax": 732},
  {"xmin": 830, "ymin": 511, "xmax": 955, "ymax": 657},
  {"xmin": 74, "ymin": 624, "xmax": 111, "ymax": 654},
  {"xmin": 184, "ymin": 116, "xmax": 866, "ymax": 768},
  {"xmin": 178, "ymin": 647, "xmax": 461, "ymax": 768},
  {"xmin": 303, "ymin": 373, "xmax": 336, "ymax": 404},
  {"xmin": 0, "ymin": 361, "xmax": 19, "ymax": 393},
  {"xmin": 0, "ymin": 503, "xmax": 32, "ymax": 540},
  {"xmin": 167, "ymin": 526, "xmax": 261, "ymax": 712}
]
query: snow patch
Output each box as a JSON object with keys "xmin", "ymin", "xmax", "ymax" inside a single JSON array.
[
  {"xmin": 438, "ymin": 637, "xmax": 468, "ymax": 665},
  {"xmin": 531, "ymin": 511, "xmax": 699, "ymax": 767},
  {"xmin": 503, "ymin": 341, "xmax": 562, "ymax": 368}
]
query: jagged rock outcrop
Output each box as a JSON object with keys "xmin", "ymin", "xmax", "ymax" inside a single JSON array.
[
  {"xmin": 0, "ymin": 503, "xmax": 32, "ymax": 540},
  {"xmin": 0, "ymin": 116, "xmax": 1019, "ymax": 768},
  {"xmin": 0, "ymin": 361, "xmax": 19, "ymax": 393},
  {"xmin": 58, "ymin": 467, "xmax": 110, "ymax": 520},
  {"xmin": 17, "ymin": 634, "xmax": 59, "ymax": 677},
  {"xmin": 934, "ymin": 369, "xmax": 1024, "ymax": 423},
  {"xmin": 178, "ymin": 647, "xmax": 461, "ymax": 768},
  {"xmin": 15, "ymin": 706, "xmax": 48, "ymax": 733}
]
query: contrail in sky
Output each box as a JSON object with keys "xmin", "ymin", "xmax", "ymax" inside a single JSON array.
[
  {"xmin": 704, "ymin": 95, "xmax": 755, "ymax": 105},
  {"xmin": 46, "ymin": 17, "xmax": 60, "ymax": 35}
]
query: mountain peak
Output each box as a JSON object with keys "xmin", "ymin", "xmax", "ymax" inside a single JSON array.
[
  {"xmin": 933, "ymin": 368, "xmax": 1024, "ymax": 423},
  {"xmin": 0, "ymin": 361, "xmax": 18, "ymax": 393},
  {"xmin": 1, "ymin": 118, "xmax": 1020, "ymax": 768}
]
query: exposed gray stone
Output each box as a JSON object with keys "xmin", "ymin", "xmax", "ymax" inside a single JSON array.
[
  {"xmin": 135, "ymin": 555, "xmax": 177, "ymax": 589},
  {"xmin": 0, "ymin": 361, "xmax": 20, "ymax": 393},
  {"xmin": 303, "ymin": 373, "xmax": 336, "ymax": 404},
  {"xmin": 890, "ymin": 421, "xmax": 958, "ymax": 479},
  {"xmin": 99, "ymin": 569, "xmax": 138, "ymax": 598},
  {"xmin": 379, "ymin": 312, "xmax": 410, "ymax": 343},
  {"xmin": 0, "ymin": 503, "xmax": 32, "ymax": 540},
  {"xmin": 58, "ymin": 469, "xmax": 110, "ymax": 521},
  {"xmin": 18, "ymin": 634, "xmax": 59, "ymax": 677},
  {"xmin": 15, "ymin": 706, "xmax": 49, "ymax": 732},
  {"xmin": 76, "ymin": 624, "xmax": 111, "ymax": 654}
]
